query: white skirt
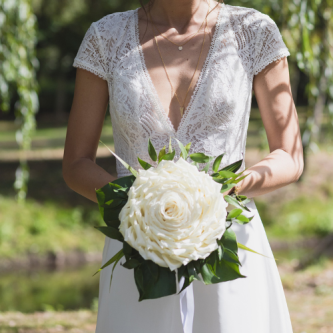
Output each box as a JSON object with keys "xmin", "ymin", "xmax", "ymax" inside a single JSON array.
[{"xmin": 95, "ymin": 199, "xmax": 294, "ymax": 333}]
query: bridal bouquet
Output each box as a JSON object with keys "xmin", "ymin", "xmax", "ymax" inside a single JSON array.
[{"xmin": 93, "ymin": 138, "xmax": 259, "ymax": 301}]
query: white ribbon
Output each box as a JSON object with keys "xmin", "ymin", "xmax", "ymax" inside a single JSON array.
[{"xmin": 179, "ymin": 276, "xmax": 195, "ymax": 333}]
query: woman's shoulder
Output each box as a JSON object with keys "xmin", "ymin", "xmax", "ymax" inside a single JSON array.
[
  {"xmin": 224, "ymin": 4, "xmax": 277, "ymax": 31},
  {"xmin": 92, "ymin": 9, "xmax": 136, "ymax": 38}
]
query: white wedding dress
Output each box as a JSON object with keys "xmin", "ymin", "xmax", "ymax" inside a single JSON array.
[{"xmin": 73, "ymin": 3, "xmax": 294, "ymax": 332}]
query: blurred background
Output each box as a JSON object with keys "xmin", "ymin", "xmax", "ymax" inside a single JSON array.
[{"xmin": 0, "ymin": 0, "xmax": 333, "ymax": 332}]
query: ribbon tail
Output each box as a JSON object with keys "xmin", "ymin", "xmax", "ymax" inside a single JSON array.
[{"xmin": 179, "ymin": 276, "xmax": 194, "ymax": 333}]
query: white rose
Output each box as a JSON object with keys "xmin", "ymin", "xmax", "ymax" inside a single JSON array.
[{"xmin": 118, "ymin": 158, "xmax": 228, "ymax": 271}]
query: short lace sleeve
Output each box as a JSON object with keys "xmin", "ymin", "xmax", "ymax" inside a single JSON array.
[
  {"xmin": 73, "ymin": 22, "xmax": 108, "ymax": 81},
  {"xmin": 253, "ymin": 14, "xmax": 290, "ymax": 75}
]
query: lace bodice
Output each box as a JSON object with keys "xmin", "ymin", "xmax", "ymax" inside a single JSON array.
[{"xmin": 73, "ymin": 3, "xmax": 290, "ymax": 178}]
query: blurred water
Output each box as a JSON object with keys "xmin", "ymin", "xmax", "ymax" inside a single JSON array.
[
  {"xmin": 0, "ymin": 263, "xmax": 100, "ymax": 313},
  {"xmin": 0, "ymin": 247, "xmax": 315, "ymax": 313}
]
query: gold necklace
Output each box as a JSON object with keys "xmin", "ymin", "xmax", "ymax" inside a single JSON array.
[
  {"xmin": 148, "ymin": 13, "xmax": 208, "ymax": 117},
  {"xmin": 148, "ymin": 4, "xmax": 210, "ymax": 51}
]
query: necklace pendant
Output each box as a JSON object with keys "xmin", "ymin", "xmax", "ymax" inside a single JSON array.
[
  {"xmin": 178, "ymin": 46, "xmax": 183, "ymax": 51},
  {"xmin": 180, "ymin": 107, "xmax": 184, "ymax": 116}
]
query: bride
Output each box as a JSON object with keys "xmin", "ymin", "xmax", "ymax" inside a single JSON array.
[{"xmin": 62, "ymin": 0, "xmax": 304, "ymax": 332}]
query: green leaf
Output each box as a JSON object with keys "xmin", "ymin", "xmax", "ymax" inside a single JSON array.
[
  {"xmin": 223, "ymin": 248, "xmax": 241, "ymax": 265},
  {"xmin": 95, "ymin": 190, "xmax": 105, "ymax": 217},
  {"xmin": 202, "ymin": 162, "xmax": 211, "ymax": 173},
  {"xmin": 218, "ymin": 170, "xmax": 236, "ymax": 179},
  {"xmin": 99, "ymin": 140, "xmax": 137, "ymax": 177},
  {"xmin": 159, "ymin": 150, "xmax": 175, "ymax": 161},
  {"xmin": 212, "ymin": 177, "xmax": 228, "ymax": 184},
  {"xmin": 235, "ymin": 215, "xmax": 250, "ymax": 224},
  {"xmin": 189, "ymin": 153, "xmax": 213, "ymax": 163},
  {"xmin": 106, "ymin": 219, "xmax": 121, "ymax": 228},
  {"xmin": 138, "ymin": 157, "xmax": 152, "ymax": 170},
  {"xmin": 122, "ymin": 258, "xmax": 141, "ymax": 269},
  {"xmin": 123, "ymin": 241, "xmax": 133, "ymax": 257},
  {"xmin": 220, "ymin": 183, "xmax": 236, "ymax": 193},
  {"xmin": 96, "ymin": 175, "xmax": 135, "ymax": 227},
  {"xmin": 94, "ymin": 226, "xmax": 124, "ymax": 242},
  {"xmin": 184, "ymin": 142, "xmax": 191, "ymax": 154},
  {"xmin": 176, "ymin": 139, "xmax": 188, "ymax": 160},
  {"xmin": 92, "ymin": 249, "xmax": 124, "ymax": 276},
  {"xmin": 109, "ymin": 251, "xmax": 124, "ymax": 292},
  {"xmin": 237, "ymin": 242, "xmax": 273, "ymax": 259},
  {"xmin": 146, "ymin": 260, "xmax": 159, "ymax": 282},
  {"xmin": 104, "ymin": 198, "xmax": 125, "ymax": 209},
  {"xmin": 169, "ymin": 136, "xmax": 173, "ymax": 153},
  {"xmin": 212, "ymin": 154, "xmax": 224, "ymax": 172},
  {"xmin": 227, "ymin": 208, "xmax": 243, "ymax": 219},
  {"xmin": 158, "ymin": 146, "xmax": 166, "ymax": 162},
  {"xmin": 187, "ymin": 262, "xmax": 202, "ymax": 283},
  {"xmin": 233, "ymin": 175, "xmax": 248, "ymax": 184},
  {"xmin": 220, "ymin": 228, "xmax": 238, "ymax": 254},
  {"xmin": 224, "ymin": 195, "xmax": 250, "ymax": 212},
  {"xmin": 200, "ymin": 263, "xmax": 217, "ymax": 285},
  {"xmin": 136, "ymin": 262, "xmax": 176, "ymax": 301},
  {"xmin": 219, "ymin": 159, "xmax": 243, "ymax": 173},
  {"xmin": 148, "ymin": 138, "xmax": 157, "ymax": 162},
  {"xmin": 217, "ymin": 245, "xmax": 223, "ymax": 261}
]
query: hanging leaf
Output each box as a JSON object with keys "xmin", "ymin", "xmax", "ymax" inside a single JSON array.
[{"xmin": 92, "ymin": 249, "xmax": 124, "ymax": 276}]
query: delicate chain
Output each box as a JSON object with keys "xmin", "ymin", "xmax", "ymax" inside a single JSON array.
[
  {"xmin": 148, "ymin": 4, "xmax": 210, "ymax": 49},
  {"xmin": 148, "ymin": 9, "xmax": 208, "ymax": 117}
]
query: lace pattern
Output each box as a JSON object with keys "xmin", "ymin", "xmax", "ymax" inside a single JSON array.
[{"xmin": 72, "ymin": 5, "xmax": 290, "ymax": 178}]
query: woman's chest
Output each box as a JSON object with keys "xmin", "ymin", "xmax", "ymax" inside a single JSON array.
[{"xmin": 109, "ymin": 14, "xmax": 253, "ymax": 139}]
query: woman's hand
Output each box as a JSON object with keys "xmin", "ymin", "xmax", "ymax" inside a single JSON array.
[
  {"xmin": 62, "ymin": 68, "xmax": 116, "ymax": 203},
  {"xmin": 236, "ymin": 57, "xmax": 304, "ymax": 198}
]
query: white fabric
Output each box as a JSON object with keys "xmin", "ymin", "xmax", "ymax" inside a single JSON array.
[
  {"xmin": 73, "ymin": 3, "xmax": 293, "ymax": 333},
  {"xmin": 179, "ymin": 277, "xmax": 195, "ymax": 333}
]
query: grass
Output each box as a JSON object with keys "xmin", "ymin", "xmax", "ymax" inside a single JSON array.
[
  {"xmin": 257, "ymin": 196, "xmax": 333, "ymax": 240},
  {"xmin": 0, "ymin": 120, "xmax": 114, "ymax": 150},
  {"xmin": 1, "ymin": 260, "xmax": 333, "ymax": 332},
  {"xmin": 0, "ymin": 195, "xmax": 104, "ymax": 260}
]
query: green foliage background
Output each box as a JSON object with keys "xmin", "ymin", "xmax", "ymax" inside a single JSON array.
[{"xmin": 1, "ymin": 0, "xmax": 333, "ymax": 198}]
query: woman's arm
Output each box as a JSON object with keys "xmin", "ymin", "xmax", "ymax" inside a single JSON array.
[
  {"xmin": 232, "ymin": 56, "xmax": 304, "ymax": 198},
  {"xmin": 62, "ymin": 68, "xmax": 117, "ymax": 203}
]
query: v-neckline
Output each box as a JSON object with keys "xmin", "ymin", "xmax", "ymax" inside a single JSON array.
[{"xmin": 134, "ymin": 3, "xmax": 225, "ymax": 137}]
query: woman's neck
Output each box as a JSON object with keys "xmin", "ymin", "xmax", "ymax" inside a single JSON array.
[{"xmin": 147, "ymin": 0, "xmax": 213, "ymax": 33}]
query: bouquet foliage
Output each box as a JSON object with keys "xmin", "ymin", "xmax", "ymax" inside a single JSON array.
[{"xmin": 93, "ymin": 138, "xmax": 261, "ymax": 301}]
